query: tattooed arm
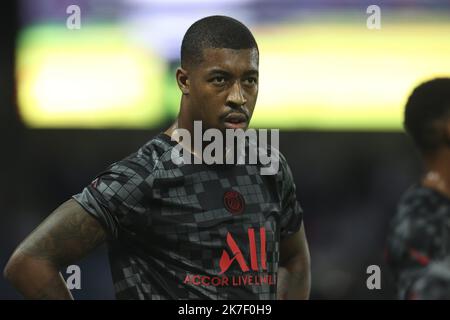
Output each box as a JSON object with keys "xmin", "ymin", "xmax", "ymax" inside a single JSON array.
[
  {"xmin": 278, "ymin": 224, "xmax": 311, "ymax": 300},
  {"xmin": 3, "ymin": 199, "xmax": 106, "ymax": 299}
]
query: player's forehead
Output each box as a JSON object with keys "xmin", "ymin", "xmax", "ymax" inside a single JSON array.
[{"xmin": 197, "ymin": 47, "xmax": 259, "ymax": 75}]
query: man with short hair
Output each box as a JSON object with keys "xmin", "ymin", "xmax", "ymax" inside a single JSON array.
[
  {"xmin": 386, "ymin": 78, "xmax": 450, "ymax": 299},
  {"xmin": 4, "ymin": 15, "xmax": 311, "ymax": 300}
]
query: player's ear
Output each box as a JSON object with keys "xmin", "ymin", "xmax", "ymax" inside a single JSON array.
[{"xmin": 176, "ymin": 67, "xmax": 190, "ymax": 95}]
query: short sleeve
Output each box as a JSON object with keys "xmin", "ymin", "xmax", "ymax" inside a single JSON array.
[
  {"xmin": 277, "ymin": 153, "xmax": 303, "ymax": 240},
  {"xmin": 72, "ymin": 160, "xmax": 149, "ymax": 240}
]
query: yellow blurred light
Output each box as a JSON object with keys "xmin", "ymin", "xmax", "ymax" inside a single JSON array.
[
  {"xmin": 19, "ymin": 18, "xmax": 450, "ymax": 131},
  {"xmin": 17, "ymin": 25, "xmax": 166, "ymax": 128},
  {"xmin": 251, "ymin": 20, "xmax": 450, "ymax": 130}
]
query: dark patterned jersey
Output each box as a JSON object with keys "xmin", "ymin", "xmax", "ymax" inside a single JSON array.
[
  {"xmin": 72, "ymin": 133, "xmax": 303, "ymax": 300},
  {"xmin": 386, "ymin": 185, "xmax": 450, "ymax": 299}
]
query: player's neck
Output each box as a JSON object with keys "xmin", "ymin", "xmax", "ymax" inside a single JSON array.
[
  {"xmin": 164, "ymin": 119, "xmax": 239, "ymax": 165},
  {"xmin": 167, "ymin": 102, "xmax": 201, "ymax": 139},
  {"xmin": 422, "ymin": 148, "xmax": 450, "ymax": 199},
  {"xmin": 164, "ymin": 119, "xmax": 202, "ymax": 160}
]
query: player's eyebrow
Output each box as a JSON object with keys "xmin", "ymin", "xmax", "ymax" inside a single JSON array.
[
  {"xmin": 206, "ymin": 68, "xmax": 231, "ymax": 77},
  {"xmin": 206, "ymin": 68, "xmax": 258, "ymax": 77},
  {"xmin": 242, "ymin": 69, "xmax": 259, "ymax": 77}
]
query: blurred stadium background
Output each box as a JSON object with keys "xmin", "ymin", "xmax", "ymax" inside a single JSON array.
[{"xmin": 1, "ymin": 0, "xmax": 449, "ymax": 299}]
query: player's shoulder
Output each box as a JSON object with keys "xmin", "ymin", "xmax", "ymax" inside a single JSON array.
[
  {"xmin": 108, "ymin": 132, "xmax": 178, "ymax": 177},
  {"xmin": 262, "ymin": 146, "xmax": 297, "ymax": 196},
  {"xmin": 387, "ymin": 185, "xmax": 450, "ymax": 255},
  {"xmin": 395, "ymin": 185, "xmax": 449, "ymax": 222},
  {"xmin": 271, "ymin": 147, "xmax": 292, "ymax": 180},
  {"xmin": 386, "ymin": 185, "xmax": 450, "ymax": 277}
]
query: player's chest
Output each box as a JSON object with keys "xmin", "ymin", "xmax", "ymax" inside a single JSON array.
[{"xmin": 152, "ymin": 167, "xmax": 280, "ymax": 221}]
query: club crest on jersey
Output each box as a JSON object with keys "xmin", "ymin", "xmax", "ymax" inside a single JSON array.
[{"xmin": 223, "ymin": 190, "xmax": 245, "ymax": 215}]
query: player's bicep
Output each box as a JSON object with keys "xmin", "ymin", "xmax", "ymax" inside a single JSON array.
[{"xmin": 14, "ymin": 199, "xmax": 106, "ymax": 267}]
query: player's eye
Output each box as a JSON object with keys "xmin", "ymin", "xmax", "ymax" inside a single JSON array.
[
  {"xmin": 210, "ymin": 76, "xmax": 226, "ymax": 85},
  {"xmin": 243, "ymin": 77, "xmax": 258, "ymax": 86}
]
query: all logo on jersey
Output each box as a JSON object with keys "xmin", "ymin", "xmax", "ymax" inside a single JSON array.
[
  {"xmin": 223, "ymin": 190, "xmax": 245, "ymax": 215},
  {"xmin": 183, "ymin": 227, "xmax": 275, "ymax": 287},
  {"xmin": 219, "ymin": 227, "xmax": 266, "ymax": 274}
]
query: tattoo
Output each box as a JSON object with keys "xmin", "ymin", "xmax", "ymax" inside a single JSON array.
[
  {"xmin": 33, "ymin": 273, "xmax": 74, "ymax": 300},
  {"xmin": 17, "ymin": 199, "xmax": 106, "ymax": 267}
]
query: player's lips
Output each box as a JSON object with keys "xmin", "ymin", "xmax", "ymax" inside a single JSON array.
[{"xmin": 223, "ymin": 113, "xmax": 248, "ymax": 129}]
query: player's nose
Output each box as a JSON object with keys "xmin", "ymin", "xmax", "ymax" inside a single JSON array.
[{"xmin": 226, "ymin": 81, "xmax": 247, "ymax": 108}]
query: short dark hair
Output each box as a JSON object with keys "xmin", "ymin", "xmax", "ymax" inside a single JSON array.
[
  {"xmin": 181, "ymin": 15, "xmax": 258, "ymax": 69},
  {"xmin": 404, "ymin": 78, "xmax": 450, "ymax": 154}
]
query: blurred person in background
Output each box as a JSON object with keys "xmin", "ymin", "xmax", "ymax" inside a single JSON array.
[
  {"xmin": 3, "ymin": 15, "xmax": 310, "ymax": 300},
  {"xmin": 386, "ymin": 78, "xmax": 450, "ymax": 299}
]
